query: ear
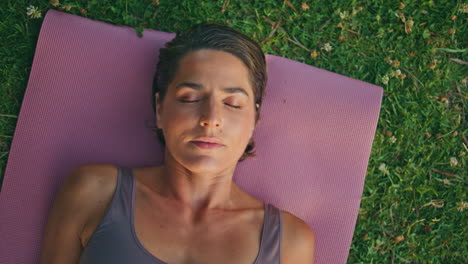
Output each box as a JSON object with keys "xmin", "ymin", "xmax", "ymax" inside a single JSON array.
[{"xmin": 254, "ymin": 103, "xmax": 260, "ymax": 126}]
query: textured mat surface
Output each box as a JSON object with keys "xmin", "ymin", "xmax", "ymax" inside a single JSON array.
[{"xmin": 0, "ymin": 9, "xmax": 383, "ymax": 264}]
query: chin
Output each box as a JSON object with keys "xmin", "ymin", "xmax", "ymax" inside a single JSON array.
[
  {"xmin": 166, "ymin": 143, "xmax": 241, "ymax": 173},
  {"xmin": 177, "ymin": 151, "xmax": 244, "ymax": 175},
  {"xmin": 182, "ymin": 155, "xmax": 227, "ymax": 172}
]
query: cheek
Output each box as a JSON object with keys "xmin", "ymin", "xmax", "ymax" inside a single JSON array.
[
  {"xmin": 160, "ymin": 105, "xmax": 195, "ymax": 133},
  {"xmin": 227, "ymin": 114, "xmax": 255, "ymax": 144}
]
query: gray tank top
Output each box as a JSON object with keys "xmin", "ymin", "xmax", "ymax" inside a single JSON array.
[{"xmin": 79, "ymin": 166, "xmax": 282, "ymax": 263}]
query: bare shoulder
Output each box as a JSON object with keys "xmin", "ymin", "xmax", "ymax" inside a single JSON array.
[
  {"xmin": 39, "ymin": 163, "xmax": 119, "ymax": 264},
  {"xmin": 67, "ymin": 163, "xmax": 120, "ymax": 239},
  {"xmin": 61, "ymin": 163, "xmax": 120, "ymax": 226},
  {"xmin": 63, "ymin": 163, "xmax": 119, "ymax": 205},
  {"xmin": 58, "ymin": 163, "xmax": 121, "ymax": 247},
  {"xmin": 68, "ymin": 163, "xmax": 118, "ymax": 184},
  {"xmin": 280, "ymin": 210, "xmax": 316, "ymax": 264}
]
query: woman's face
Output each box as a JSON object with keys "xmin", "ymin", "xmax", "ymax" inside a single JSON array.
[{"xmin": 155, "ymin": 49, "xmax": 257, "ymax": 174}]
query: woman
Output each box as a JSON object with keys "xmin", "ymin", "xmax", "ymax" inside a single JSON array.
[{"xmin": 40, "ymin": 23, "xmax": 315, "ymax": 264}]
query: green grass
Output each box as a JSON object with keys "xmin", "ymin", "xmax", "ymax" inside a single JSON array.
[{"xmin": 0, "ymin": 0, "xmax": 466, "ymax": 263}]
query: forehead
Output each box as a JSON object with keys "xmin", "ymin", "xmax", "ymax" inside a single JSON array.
[{"xmin": 172, "ymin": 49, "xmax": 253, "ymax": 94}]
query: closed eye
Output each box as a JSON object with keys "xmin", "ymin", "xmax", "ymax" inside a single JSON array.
[
  {"xmin": 180, "ymin": 99, "xmax": 200, "ymax": 103},
  {"xmin": 180, "ymin": 100, "xmax": 241, "ymax": 109}
]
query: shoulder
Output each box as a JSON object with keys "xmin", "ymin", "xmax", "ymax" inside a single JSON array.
[
  {"xmin": 61, "ymin": 163, "xmax": 120, "ymax": 219},
  {"xmin": 39, "ymin": 163, "xmax": 119, "ymax": 263},
  {"xmin": 68, "ymin": 163, "xmax": 118, "ymax": 181},
  {"xmin": 64, "ymin": 163, "xmax": 119, "ymax": 199},
  {"xmin": 280, "ymin": 210, "xmax": 315, "ymax": 264},
  {"xmin": 62, "ymin": 164, "xmax": 119, "ymax": 241}
]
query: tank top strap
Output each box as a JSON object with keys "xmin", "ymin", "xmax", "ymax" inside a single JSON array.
[
  {"xmin": 79, "ymin": 167, "xmax": 155, "ymax": 263},
  {"xmin": 113, "ymin": 166, "xmax": 134, "ymax": 219},
  {"xmin": 256, "ymin": 203, "xmax": 282, "ymax": 263}
]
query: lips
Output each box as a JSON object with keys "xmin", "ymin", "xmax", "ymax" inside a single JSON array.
[
  {"xmin": 191, "ymin": 141, "xmax": 224, "ymax": 150},
  {"xmin": 191, "ymin": 137, "xmax": 223, "ymax": 144}
]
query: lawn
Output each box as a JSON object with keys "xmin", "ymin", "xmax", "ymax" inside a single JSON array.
[{"xmin": 0, "ymin": 0, "xmax": 466, "ymax": 263}]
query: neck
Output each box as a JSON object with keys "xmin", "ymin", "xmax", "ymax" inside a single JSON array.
[{"xmin": 156, "ymin": 151, "xmax": 242, "ymax": 213}]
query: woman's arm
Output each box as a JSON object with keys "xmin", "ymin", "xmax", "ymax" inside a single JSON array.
[
  {"xmin": 39, "ymin": 164, "xmax": 114, "ymax": 264},
  {"xmin": 281, "ymin": 211, "xmax": 316, "ymax": 264}
]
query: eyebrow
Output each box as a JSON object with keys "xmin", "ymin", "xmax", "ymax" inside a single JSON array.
[{"xmin": 175, "ymin": 82, "xmax": 249, "ymax": 97}]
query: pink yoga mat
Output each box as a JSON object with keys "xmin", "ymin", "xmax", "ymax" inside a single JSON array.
[{"xmin": 0, "ymin": 9, "xmax": 383, "ymax": 264}]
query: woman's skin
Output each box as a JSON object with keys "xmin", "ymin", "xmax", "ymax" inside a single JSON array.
[
  {"xmin": 154, "ymin": 48, "xmax": 257, "ymax": 214},
  {"xmin": 147, "ymin": 49, "xmax": 314, "ymax": 263},
  {"xmin": 39, "ymin": 48, "xmax": 314, "ymax": 264}
]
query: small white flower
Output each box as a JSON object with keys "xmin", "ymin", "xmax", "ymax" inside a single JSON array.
[
  {"xmin": 389, "ymin": 136, "xmax": 397, "ymax": 143},
  {"xmin": 378, "ymin": 163, "xmax": 386, "ymax": 170},
  {"xmin": 384, "ymin": 57, "xmax": 393, "ymax": 64},
  {"xmin": 339, "ymin": 11, "xmax": 348, "ymax": 19},
  {"xmin": 26, "ymin": 5, "xmax": 34, "ymax": 14},
  {"xmin": 450, "ymin": 157, "xmax": 458, "ymax": 167},
  {"xmin": 390, "ymin": 69, "xmax": 402, "ymax": 78},
  {"xmin": 456, "ymin": 201, "xmax": 467, "ymax": 212},
  {"xmin": 460, "ymin": 3, "xmax": 468, "ymax": 13},
  {"xmin": 381, "ymin": 75, "xmax": 389, "ymax": 85},
  {"xmin": 26, "ymin": 5, "xmax": 42, "ymax": 19},
  {"xmin": 378, "ymin": 163, "xmax": 389, "ymax": 175},
  {"xmin": 323, "ymin": 43, "xmax": 332, "ymax": 52}
]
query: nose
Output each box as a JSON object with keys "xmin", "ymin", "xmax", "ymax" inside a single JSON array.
[{"xmin": 199, "ymin": 98, "xmax": 222, "ymax": 128}]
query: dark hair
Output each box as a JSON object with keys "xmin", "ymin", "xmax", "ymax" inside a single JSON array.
[{"xmin": 152, "ymin": 23, "xmax": 267, "ymax": 161}]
